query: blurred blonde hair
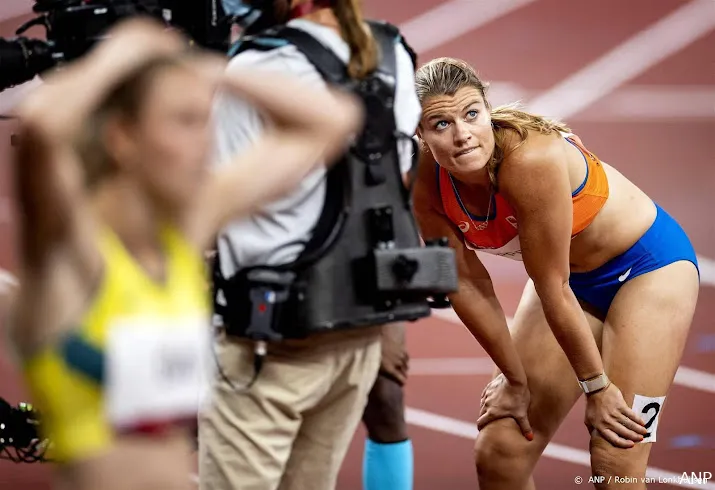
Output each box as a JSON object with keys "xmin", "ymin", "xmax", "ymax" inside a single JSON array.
[
  {"xmin": 332, "ymin": 0, "xmax": 379, "ymax": 78},
  {"xmin": 415, "ymin": 57, "xmax": 570, "ymax": 189},
  {"xmin": 293, "ymin": 0, "xmax": 378, "ymax": 78}
]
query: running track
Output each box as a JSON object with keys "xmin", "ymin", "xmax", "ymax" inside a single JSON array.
[{"xmin": 0, "ymin": 0, "xmax": 713, "ymax": 488}]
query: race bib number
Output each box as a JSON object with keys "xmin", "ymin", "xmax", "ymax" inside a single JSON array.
[
  {"xmin": 105, "ymin": 316, "xmax": 213, "ymax": 429},
  {"xmin": 631, "ymin": 394, "xmax": 666, "ymax": 443}
]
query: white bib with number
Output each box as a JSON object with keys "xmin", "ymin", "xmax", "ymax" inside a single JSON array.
[
  {"xmin": 631, "ymin": 394, "xmax": 666, "ymax": 443},
  {"xmin": 104, "ymin": 316, "xmax": 213, "ymax": 429}
]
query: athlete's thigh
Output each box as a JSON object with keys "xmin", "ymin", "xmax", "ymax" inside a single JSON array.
[
  {"xmin": 600, "ymin": 261, "xmax": 699, "ymax": 456},
  {"xmin": 509, "ymin": 279, "xmax": 604, "ymax": 441}
]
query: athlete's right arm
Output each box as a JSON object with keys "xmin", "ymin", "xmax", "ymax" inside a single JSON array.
[{"xmin": 411, "ymin": 153, "xmax": 527, "ymax": 387}]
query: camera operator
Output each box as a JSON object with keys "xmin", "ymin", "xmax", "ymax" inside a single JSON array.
[
  {"xmin": 198, "ymin": 1, "xmax": 420, "ymax": 489},
  {"xmin": 9, "ymin": 18, "xmax": 361, "ymax": 490}
]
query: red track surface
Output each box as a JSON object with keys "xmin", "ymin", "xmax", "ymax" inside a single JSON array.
[{"xmin": 0, "ymin": 1, "xmax": 713, "ymax": 489}]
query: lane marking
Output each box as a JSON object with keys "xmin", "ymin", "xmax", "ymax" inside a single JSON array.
[
  {"xmin": 527, "ymin": 0, "xmax": 715, "ymax": 120},
  {"xmin": 429, "ymin": 310, "xmax": 715, "ymax": 394},
  {"xmin": 488, "ymin": 84, "xmax": 715, "ymax": 121},
  {"xmin": 409, "ymin": 357, "xmax": 715, "ymax": 395},
  {"xmin": 696, "ymin": 255, "xmax": 715, "ymax": 287},
  {"xmin": 399, "ymin": 0, "xmax": 537, "ymax": 55},
  {"xmin": 189, "ymin": 406, "xmax": 715, "ymax": 488},
  {"xmin": 405, "ymin": 407, "xmax": 715, "ymax": 489},
  {"xmin": 0, "ymin": 268, "xmax": 18, "ymax": 296}
]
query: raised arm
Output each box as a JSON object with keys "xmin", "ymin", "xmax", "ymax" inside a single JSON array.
[
  {"xmin": 13, "ymin": 20, "xmax": 184, "ymax": 278},
  {"xmin": 186, "ymin": 64, "xmax": 364, "ymax": 250},
  {"xmin": 16, "ymin": 20, "xmax": 184, "ymax": 146}
]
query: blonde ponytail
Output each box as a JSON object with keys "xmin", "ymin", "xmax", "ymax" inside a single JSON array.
[{"xmin": 333, "ymin": 0, "xmax": 378, "ymax": 78}]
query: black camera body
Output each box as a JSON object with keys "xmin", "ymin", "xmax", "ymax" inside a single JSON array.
[
  {"xmin": 37, "ymin": 0, "xmax": 164, "ymax": 62},
  {"xmin": 0, "ymin": 0, "xmax": 232, "ymax": 93}
]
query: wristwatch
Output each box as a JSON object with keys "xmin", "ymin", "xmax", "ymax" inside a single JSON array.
[{"xmin": 578, "ymin": 373, "xmax": 611, "ymax": 395}]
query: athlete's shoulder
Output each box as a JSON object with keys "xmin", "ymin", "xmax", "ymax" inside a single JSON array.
[
  {"xmin": 498, "ymin": 131, "xmax": 566, "ymax": 192},
  {"xmin": 507, "ymin": 130, "xmax": 564, "ymax": 166}
]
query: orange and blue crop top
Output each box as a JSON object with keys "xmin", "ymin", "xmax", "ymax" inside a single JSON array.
[{"xmin": 437, "ymin": 133, "xmax": 609, "ymax": 261}]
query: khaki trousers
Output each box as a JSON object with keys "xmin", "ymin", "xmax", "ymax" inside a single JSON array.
[{"xmin": 198, "ymin": 328, "xmax": 381, "ymax": 490}]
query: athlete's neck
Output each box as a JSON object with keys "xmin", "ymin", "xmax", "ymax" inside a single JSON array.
[
  {"xmin": 450, "ymin": 168, "xmax": 492, "ymax": 193},
  {"xmin": 92, "ymin": 177, "xmax": 166, "ymax": 278}
]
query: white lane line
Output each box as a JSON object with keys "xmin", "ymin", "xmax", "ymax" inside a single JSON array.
[
  {"xmin": 529, "ymin": 0, "xmax": 715, "ymax": 118},
  {"xmin": 429, "ymin": 310, "xmax": 715, "ymax": 394},
  {"xmin": 399, "ymin": 0, "xmax": 538, "ymax": 55},
  {"xmin": 527, "ymin": 0, "xmax": 715, "ymax": 120},
  {"xmin": 405, "ymin": 407, "xmax": 715, "ymax": 489}
]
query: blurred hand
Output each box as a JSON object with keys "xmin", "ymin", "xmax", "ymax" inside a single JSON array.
[{"xmin": 93, "ymin": 18, "xmax": 186, "ymax": 71}]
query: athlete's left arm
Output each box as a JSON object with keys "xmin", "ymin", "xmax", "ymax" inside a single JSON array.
[{"xmin": 500, "ymin": 134, "xmax": 604, "ymax": 381}]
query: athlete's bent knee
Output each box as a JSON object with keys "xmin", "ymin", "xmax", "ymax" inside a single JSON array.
[
  {"xmin": 474, "ymin": 419, "xmax": 539, "ymax": 483},
  {"xmin": 590, "ymin": 433, "xmax": 649, "ymax": 489},
  {"xmin": 362, "ymin": 375, "xmax": 408, "ymax": 443}
]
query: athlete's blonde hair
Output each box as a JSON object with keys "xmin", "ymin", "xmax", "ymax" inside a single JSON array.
[{"xmin": 415, "ymin": 57, "xmax": 570, "ymax": 189}]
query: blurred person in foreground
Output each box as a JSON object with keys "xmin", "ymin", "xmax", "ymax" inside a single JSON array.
[{"xmin": 9, "ymin": 18, "xmax": 361, "ymax": 490}]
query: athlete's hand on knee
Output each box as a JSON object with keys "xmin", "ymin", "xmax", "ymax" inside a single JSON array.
[
  {"xmin": 584, "ymin": 383, "xmax": 648, "ymax": 448},
  {"xmin": 477, "ymin": 373, "xmax": 534, "ymax": 440},
  {"xmin": 379, "ymin": 324, "xmax": 409, "ymax": 386}
]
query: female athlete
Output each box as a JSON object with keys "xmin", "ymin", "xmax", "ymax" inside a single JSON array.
[
  {"xmin": 411, "ymin": 57, "xmax": 699, "ymax": 490},
  {"xmin": 10, "ymin": 19, "xmax": 361, "ymax": 490}
]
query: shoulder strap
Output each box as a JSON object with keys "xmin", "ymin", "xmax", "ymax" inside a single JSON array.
[
  {"xmin": 374, "ymin": 20, "xmax": 418, "ymax": 69},
  {"xmin": 366, "ymin": 20, "xmax": 399, "ymax": 79},
  {"xmin": 224, "ymin": 22, "xmax": 406, "ymax": 272},
  {"xmin": 228, "ymin": 30, "xmax": 290, "ymax": 58},
  {"xmin": 400, "ymin": 36, "xmax": 418, "ymax": 69},
  {"xmin": 271, "ymin": 26, "xmax": 349, "ymax": 85},
  {"xmin": 275, "ymin": 22, "xmax": 402, "ymax": 86},
  {"xmin": 231, "ymin": 21, "xmax": 405, "ymax": 84}
]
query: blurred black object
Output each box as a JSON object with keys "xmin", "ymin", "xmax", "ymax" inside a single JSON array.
[
  {"xmin": 0, "ymin": 0, "xmax": 232, "ymax": 93},
  {"xmin": 0, "ymin": 396, "xmax": 50, "ymax": 463}
]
